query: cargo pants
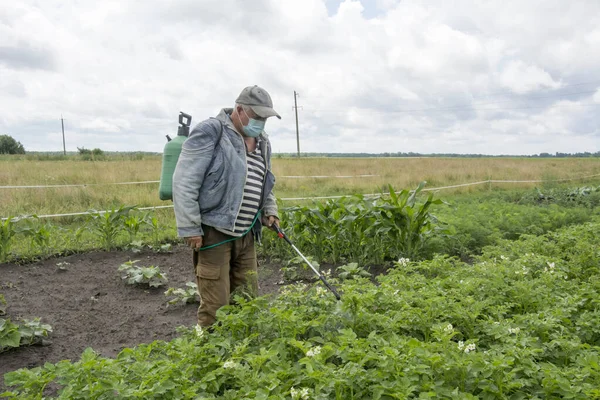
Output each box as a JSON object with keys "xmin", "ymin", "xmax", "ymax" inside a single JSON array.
[{"xmin": 194, "ymin": 225, "xmax": 258, "ymax": 327}]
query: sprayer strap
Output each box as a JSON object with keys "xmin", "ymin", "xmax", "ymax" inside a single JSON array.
[{"xmin": 211, "ymin": 118, "xmax": 224, "ymax": 150}]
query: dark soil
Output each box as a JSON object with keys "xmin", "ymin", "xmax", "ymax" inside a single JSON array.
[{"xmin": 0, "ymin": 244, "xmax": 283, "ymax": 389}]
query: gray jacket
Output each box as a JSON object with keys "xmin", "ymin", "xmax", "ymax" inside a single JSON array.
[{"xmin": 172, "ymin": 108, "xmax": 278, "ymax": 239}]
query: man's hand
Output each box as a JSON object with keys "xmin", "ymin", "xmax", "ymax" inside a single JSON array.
[
  {"xmin": 185, "ymin": 236, "xmax": 203, "ymax": 250},
  {"xmin": 261, "ymin": 215, "xmax": 280, "ymax": 231}
]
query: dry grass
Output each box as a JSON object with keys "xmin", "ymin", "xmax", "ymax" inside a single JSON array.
[
  {"xmin": 1, "ymin": 156, "xmax": 599, "ymax": 217},
  {"xmin": 272, "ymin": 157, "xmax": 600, "ymax": 198}
]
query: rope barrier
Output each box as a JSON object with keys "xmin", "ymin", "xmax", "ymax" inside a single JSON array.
[
  {"xmin": 0, "ymin": 181, "xmax": 160, "ymax": 189},
  {"xmin": 279, "ymin": 175, "xmax": 379, "ymax": 179},
  {"xmin": 3, "ymin": 206, "xmax": 175, "ymax": 222},
  {"xmin": 3, "ymin": 173, "xmax": 597, "ymax": 190},
  {"xmin": 2, "ymin": 174, "xmax": 599, "ymax": 220},
  {"xmin": 0, "ymin": 175, "xmax": 379, "ymax": 189}
]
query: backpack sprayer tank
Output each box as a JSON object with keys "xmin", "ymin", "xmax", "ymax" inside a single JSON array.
[{"xmin": 158, "ymin": 112, "xmax": 191, "ymax": 201}]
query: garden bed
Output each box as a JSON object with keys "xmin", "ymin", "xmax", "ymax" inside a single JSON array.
[{"xmin": 0, "ymin": 244, "xmax": 283, "ymax": 388}]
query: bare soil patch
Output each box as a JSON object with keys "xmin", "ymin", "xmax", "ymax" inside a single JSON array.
[{"xmin": 0, "ymin": 244, "xmax": 283, "ymax": 389}]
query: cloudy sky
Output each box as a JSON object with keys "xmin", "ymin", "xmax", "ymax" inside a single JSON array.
[{"xmin": 1, "ymin": 0, "xmax": 599, "ymax": 155}]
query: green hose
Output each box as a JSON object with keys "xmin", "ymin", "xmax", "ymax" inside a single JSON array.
[{"xmin": 197, "ymin": 212, "xmax": 260, "ymax": 251}]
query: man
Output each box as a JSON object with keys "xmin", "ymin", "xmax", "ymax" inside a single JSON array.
[{"xmin": 173, "ymin": 85, "xmax": 280, "ymax": 328}]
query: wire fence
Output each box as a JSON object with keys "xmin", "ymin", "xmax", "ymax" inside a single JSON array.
[{"xmin": 2, "ymin": 173, "xmax": 599, "ymax": 221}]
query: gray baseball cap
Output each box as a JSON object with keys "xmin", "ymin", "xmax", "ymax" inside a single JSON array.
[{"xmin": 236, "ymin": 85, "xmax": 281, "ymax": 119}]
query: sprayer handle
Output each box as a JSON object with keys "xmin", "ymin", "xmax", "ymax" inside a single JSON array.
[
  {"xmin": 319, "ymin": 275, "xmax": 341, "ymax": 300},
  {"xmin": 274, "ymin": 225, "xmax": 293, "ymax": 245},
  {"xmin": 179, "ymin": 112, "xmax": 192, "ymax": 127}
]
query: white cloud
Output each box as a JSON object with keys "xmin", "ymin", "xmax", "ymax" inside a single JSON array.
[
  {"xmin": 0, "ymin": 0, "xmax": 598, "ymax": 155},
  {"xmin": 498, "ymin": 60, "xmax": 562, "ymax": 94}
]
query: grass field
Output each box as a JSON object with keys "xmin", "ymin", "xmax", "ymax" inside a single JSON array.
[
  {"xmin": 2, "ymin": 156, "xmax": 600, "ymax": 397},
  {"xmin": 1, "ymin": 156, "xmax": 599, "ymax": 217}
]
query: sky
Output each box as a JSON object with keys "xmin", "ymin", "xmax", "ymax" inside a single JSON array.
[{"xmin": 1, "ymin": 0, "xmax": 599, "ymax": 155}]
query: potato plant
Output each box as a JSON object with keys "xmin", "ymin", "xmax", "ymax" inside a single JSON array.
[
  {"xmin": 281, "ymin": 255, "xmax": 320, "ymax": 282},
  {"xmin": 4, "ymin": 220, "xmax": 600, "ymax": 398},
  {"xmin": 337, "ymin": 263, "xmax": 371, "ymax": 280}
]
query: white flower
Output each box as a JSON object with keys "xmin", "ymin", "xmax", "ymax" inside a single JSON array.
[
  {"xmin": 396, "ymin": 258, "xmax": 410, "ymax": 267},
  {"xmin": 464, "ymin": 343, "xmax": 476, "ymax": 353},
  {"xmin": 322, "ymin": 269, "xmax": 332, "ymax": 278},
  {"xmin": 544, "ymin": 262, "xmax": 556, "ymax": 275},
  {"xmin": 291, "ymin": 387, "xmax": 310, "ymax": 400},
  {"xmin": 223, "ymin": 360, "xmax": 238, "ymax": 369},
  {"xmin": 508, "ymin": 327, "xmax": 520, "ymax": 335},
  {"xmin": 500, "ymin": 255, "xmax": 508, "ymax": 260},
  {"xmin": 457, "ymin": 341, "xmax": 465, "ymax": 350},
  {"xmin": 444, "ymin": 324, "xmax": 453, "ymax": 333},
  {"xmin": 195, "ymin": 324, "xmax": 204, "ymax": 338},
  {"xmin": 316, "ymin": 287, "xmax": 327, "ymax": 296},
  {"xmin": 306, "ymin": 346, "xmax": 321, "ymax": 357}
]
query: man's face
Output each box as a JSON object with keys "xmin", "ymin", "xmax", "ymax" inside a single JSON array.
[{"xmin": 237, "ymin": 106, "xmax": 266, "ymax": 126}]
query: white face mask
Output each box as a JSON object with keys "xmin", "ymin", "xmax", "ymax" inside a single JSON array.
[{"xmin": 240, "ymin": 108, "xmax": 265, "ymax": 138}]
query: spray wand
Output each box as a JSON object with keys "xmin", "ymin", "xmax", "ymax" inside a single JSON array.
[{"xmin": 273, "ymin": 225, "xmax": 341, "ymax": 300}]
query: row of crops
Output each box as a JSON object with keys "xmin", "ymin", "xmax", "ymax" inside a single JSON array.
[
  {"xmin": 1, "ymin": 183, "xmax": 600, "ymax": 398},
  {"xmin": 2, "ymin": 218, "xmax": 600, "ymax": 398},
  {"xmin": 2, "ymin": 184, "xmax": 599, "ymax": 265}
]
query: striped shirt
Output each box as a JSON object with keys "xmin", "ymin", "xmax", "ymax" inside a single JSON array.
[{"xmin": 216, "ymin": 143, "xmax": 266, "ymax": 237}]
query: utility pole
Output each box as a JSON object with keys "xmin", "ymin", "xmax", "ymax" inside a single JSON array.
[
  {"xmin": 61, "ymin": 115, "xmax": 66, "ymax": 155},
  {"xmin": 293, "ymin": 91, "xmax": 300, "ymax": 157}
]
